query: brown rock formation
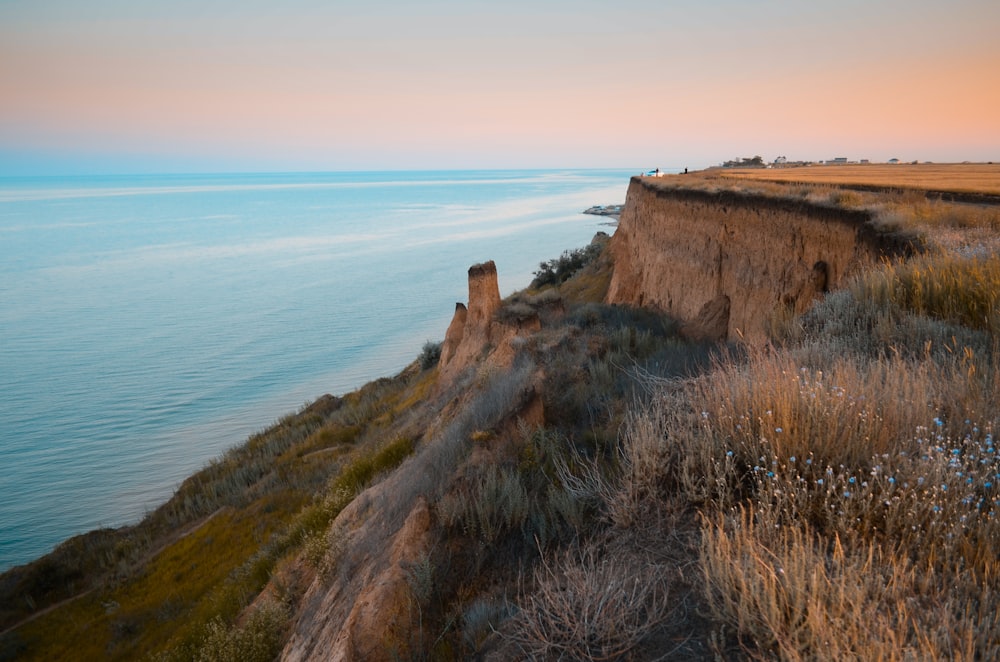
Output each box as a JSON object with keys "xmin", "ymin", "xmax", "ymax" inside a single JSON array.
[
  {"xmin": 466, "ymin": 261, "xmax": 502, "ymax": 327},
  {"xmin": 606, "ymin": 177, "xmax": 913, "ymax": 342},
  {"xmin": 438, "ymin": 303, "xmax": 467, "ymax": 367},
  {"xmin": 438, "ymin": 260, "xmax": 539, "ymax": 384}
]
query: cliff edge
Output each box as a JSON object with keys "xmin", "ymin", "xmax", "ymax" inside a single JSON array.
[{"xmin": 605, "ymin": 177, "xmax": 914, "ymax": 341}]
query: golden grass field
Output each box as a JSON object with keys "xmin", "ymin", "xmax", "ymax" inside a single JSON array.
[{"xmin": 713, "ymin": 163, "xmax": 1000, "ymax": 195}]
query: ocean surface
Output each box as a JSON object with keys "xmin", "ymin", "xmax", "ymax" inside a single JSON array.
[{"xmin": 0, "ymin": 168, "xmax": 633, "ymax": 571}]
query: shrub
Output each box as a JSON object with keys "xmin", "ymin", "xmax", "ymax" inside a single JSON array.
[
  {"xmin": 495, "ymin": 300, "xmax": 537, "ymax": 325},
  {"xmin": 418, "ymin": 341, "xmax": 442, "ymax": 370},
  {"xmin": 502, "ymin": 544, "xmax": 674, "ymax": 660},
  {"xmin": 194, "ymin": 600, "xmax": 288, "ymax": 662},
  {"xmin": 438, "ymin": 427, "xmax": 595, "ymax": 548},
  {"xmin": 438, "ymin": 465, "xmax": 529, "ymax": 543},
  {"xmin": 461, "ymin": 598, "xmax": 514, "ymax": 654},
  {"xmin": 531, "ymin": 243, "xmax": 603, "ymax": 289}
]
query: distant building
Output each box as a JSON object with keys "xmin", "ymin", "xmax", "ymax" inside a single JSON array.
[
  {"xmin": 828, "ymin": 157, "xmax": 848, "ymax": 164},
  {"xmin": 860, "ymin": 159, "xmax": 870, "ymax": 164}
]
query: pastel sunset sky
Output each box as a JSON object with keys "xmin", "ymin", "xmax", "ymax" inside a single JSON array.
[{"xmin": 1, "ymin": 0, "xmax": 997, "ymax": 174}]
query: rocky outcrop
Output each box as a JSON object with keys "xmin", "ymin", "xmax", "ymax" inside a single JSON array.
[
  {"xmin": 438, "ymin": 260, "xmax": 540, "ymax": 384},
  {"xmin": 606, "ymin": 178, "xmax": 913, "ymax": 341}
]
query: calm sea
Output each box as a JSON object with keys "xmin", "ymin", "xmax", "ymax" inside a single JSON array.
[{"xmin": 0, "ymin": 169, "xmax": 633, "ymax": 571}]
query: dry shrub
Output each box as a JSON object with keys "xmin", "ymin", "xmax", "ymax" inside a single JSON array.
[
  {"xmin": 739, "ymin": 415, "xmax": 1000, "ymax": 573},
  {"xmin": 503, "ymin": 544, "xmax": 674, "ymax": 660},
  {"xmin": 592, "ymin": 400, "xmax": 695, "ymax": 526}
]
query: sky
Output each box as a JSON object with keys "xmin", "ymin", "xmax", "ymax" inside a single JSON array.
[{"xmin": 1, "ymin": 0, "xmax": 998, "ymax": 175}]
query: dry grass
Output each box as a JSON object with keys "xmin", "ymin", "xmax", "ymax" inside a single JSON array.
[
  {"xmin": 714, "ymin": 163, "xmax": 1000, "ymax": 196},
  {"xmin": 598, "ymin": 313, "xmax": 1000, "ymax": 657},
  {"xmin": 854, "ymin": 254, "xmax": 1000, "ymax": 334},
  {"xmin": 701, "ymin": 507, "xmax": 1000, "ymax": 661}
]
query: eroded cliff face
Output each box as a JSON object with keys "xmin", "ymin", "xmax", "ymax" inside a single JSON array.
[{"xmin": 606, "ymin": 177, "xmax": 912, "ymax": 341}]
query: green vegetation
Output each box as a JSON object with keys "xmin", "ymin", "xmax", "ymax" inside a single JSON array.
[
  {"xmin": 437, "ymin": 428, "xmax": 592, "ymax": 548},
  {"xmin": 418, "ymin": 340, "xmax": 442, "ymax": 370},
  {"xmin": 530, "ymin": 239, "xmax": 605, "ymax": 289},
  {"xmin": 190, "ymin": 600, "xmax": 288, "ymax": 662}
]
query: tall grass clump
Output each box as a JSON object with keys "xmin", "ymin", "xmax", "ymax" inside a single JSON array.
[
  {"xmin": 603, "ymin": 351, "xmax": 946, "ymax": 518},
  {"xmin": 437, "ymin": 428, "xmax": 593, "ymax": 548},
  {"xmin": 854, "ymin": 254, "xmax": 1000, "ymax": 334},
  {"xmin": 701, "ymin": 507, "xmax": 1000, "ymax": 661}
]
